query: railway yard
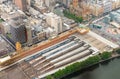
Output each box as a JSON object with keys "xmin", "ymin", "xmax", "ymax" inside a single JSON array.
[
  {"xmin": 16, "ymin": 29, "xmax": 118, "ymax": 79},
  {"xmin": 0, "ymin": 28, "xmax": 118, "ymax": 79},
  {"xmin": 18, "ymin": 35, "xmax": 98, "ymax": 79},
  {"xmin": 0, "ymin": 0, "xmax": 120, "ymax": 79}
]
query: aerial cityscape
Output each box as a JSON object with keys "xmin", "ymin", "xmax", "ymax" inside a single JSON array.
[{"xmin": 0, "ymin": 0, "xmax": 120, "ymax": 79}]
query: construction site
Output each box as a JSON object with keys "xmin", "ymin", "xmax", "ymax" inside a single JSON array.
[{"xmin": 0, "ymin": 27, "xmax": 116, "ymax": 79}]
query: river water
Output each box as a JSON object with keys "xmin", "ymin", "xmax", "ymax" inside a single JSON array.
[{"xmin": 70, "ymin": 58, "xmax": 120, "ymax": 79}]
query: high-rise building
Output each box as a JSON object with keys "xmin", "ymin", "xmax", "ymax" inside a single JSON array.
[
  {"xmin": 0, "ymin": 0, "xmax": 7, "ymax": 3},
  {"xmin": 57, "ymin": 0, "xmax": 72, "ymax": 7},
  {"xmin": 26, "ymin": 25, "xmax": 32, "ymax": 45},
  {"xmin": 73, "ymin": 0, "xmax": 78, "ymax": 8},
  {"xmin": 13, "ymin": 0, "xmax": 27, "ymax": 11},
  {"xmin": 26, "ymin": 0, "xmax": 31, "ymax": 6},
  {"xmin": 52, "ymin": 16, "xmax": 63, "ymax": 34},
  {"xmin": 0, "ymin": 22, "xmax": 10, "ymax": 35},
  {"xmin": 10, "ymin": 20, "xmax": 27, "ymax": 44},
  {"xmin": 62, "ymin": 0, "xmax": 67, "ymax": 5},
  {"xmin": 62, "ymin": 0, "xmax": 72, "ymax": 6},
  {"xmin": 44, "ymin": 0, "xmax": 50, "ymax": 7},
  {"xmin": 45, "ymin": 13, "xmax": 63, "ymax": 34}
]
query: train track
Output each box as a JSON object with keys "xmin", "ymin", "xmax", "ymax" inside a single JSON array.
[{"xmin": 0, "ymin": 29, "xmax": 77, "ymax": 66}]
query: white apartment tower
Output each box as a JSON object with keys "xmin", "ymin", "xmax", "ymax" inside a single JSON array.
[{"xmin": 45, "ymin": 13, "xmax": 63, "ymax": 34}]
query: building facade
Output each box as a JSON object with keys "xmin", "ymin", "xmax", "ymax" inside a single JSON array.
[
  {"xmin": 45, "ymin": 13, "xmax": 63, "ymax": 34},
  {"xmin": 10, "ymin": 24, "xmax": 27, "ymax": 44},
  {"xmin": 13, "ymin": 0, "xmax": 27, "ymax": 11}
]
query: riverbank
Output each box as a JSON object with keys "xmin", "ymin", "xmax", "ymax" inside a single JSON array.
[
  {"xmin": 60, "ymin": 54, "xmax": 120, "ymax": 79},
  {"xmin": 46, "ymin": 51, "xmax": 114, "ymax": 79},
  {"xmin": 69, "ymin": 55, "xmax": 120, "ymax": 79}
]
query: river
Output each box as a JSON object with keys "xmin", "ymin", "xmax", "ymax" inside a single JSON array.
[{"xmin": 69, "ymin": 57, "xmax": 120, "ymax": 79}]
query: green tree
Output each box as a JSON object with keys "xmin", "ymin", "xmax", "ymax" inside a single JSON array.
[
  {"xmin": 46, "ymin": 75, "xmax": 54, "ymax": 79},
  {"xmin": 80, "ymin": 55, "xmax": 100, "ymax": 67},
  {"xmin": 115, "ymin": 48, "xmax": 120, "ymax": 54},
  {"xmin": 100, "ymin": 52, "xmax": 112, "ymax": 60},
  {"xmin": 63, "ymin": 10, "xmax": 83, "ymax": 23},
  {"xmin": 46, "ymin": 52, "xmax": 112, "ymax": 79}
]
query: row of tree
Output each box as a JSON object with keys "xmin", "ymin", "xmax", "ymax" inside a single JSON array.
[
  {"xmin": 63, "ymin": 10, "xmax": 83, "ymax": 23},
  {"xmin": 114, "ymin": 48, "xmax": 120, "ymax": 54},
  {"xmin": 46, "ymin": 52, "xmax": 112, "ymax": 79}
]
